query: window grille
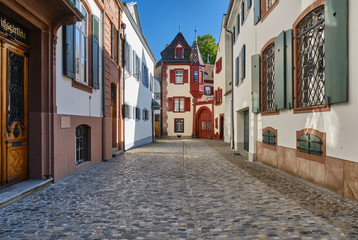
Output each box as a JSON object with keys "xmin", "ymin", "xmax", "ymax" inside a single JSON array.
[
  {"xmin": 76, "ymin": 125, "xmax": 89, "ymax": 165},
  {"xmin": 297, "ymin": 133, "xmax": 322, "ymax": 156},
  {"xmin": 296, "ymin": 6, "xmax": 325, "ymax": 108},
  {"xmin": 262, "ymin": 43, "xmax": 275, "ymax": 112},
  {"xmin": 263, "ymin": 130, "xmax": 275, "ymax": 146}
]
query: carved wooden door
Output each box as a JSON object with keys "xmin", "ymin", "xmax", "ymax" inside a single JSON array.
[{"xmin": 0, "ymin": 40, "xmax": 29, "ymax": 186}]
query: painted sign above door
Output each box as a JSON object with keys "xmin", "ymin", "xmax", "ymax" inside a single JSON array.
[{"xmin": 0, "ymin": 14, "xmax": 28, "ymax": 44}]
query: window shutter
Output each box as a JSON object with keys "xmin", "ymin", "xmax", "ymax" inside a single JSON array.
[
  {"xmin": 325, "ymin": 0, "xmax": 348, "ymax": 104},
  {"xmin": 232, "ymin": 27, "xmax": 235, "ymax": 44},
  {"xmin": 275, "ymin": 31, "xmax": 285, "ymax": 110},
  {"xmin": 251, "ymin": 54, "xmax": 261, "ymax": 113},
  {"xmin": 168, "ymin": 97, "xmax": 173, "ymax": 111},
  {"xmin": 248, "ymin": 0, "xmax": 252, "ymax": 10},
  {"xmin": 210, "ymin": 86, "xmax": 214, "ymax": 95},
  {"xmin": 183, "ymin": 70, "xmax": 188, "ymax": 83},
  {"xmin": 237, "ymin": 14, "xmax": 240, "ymax": 35},
  {"xmin": 254, "ymin": 0, "xmax": 261, "ymax": 25},
  {"xmin": 129, "ymin": 44, "xmax": 132, "ymax": 74},
  {"xmin": 220, "ymin": 88, "xmax": 223, "ymax": 103},
  {"xmin": 241, "ymin": 2, "xmax": 244, "ymax": 25},
  {"xmin": 185, "ymin": 97, "xmax": 191, "ymax": 111},
  {"xmin": 285, "ymin": 29, "xmax": 293, "ymax": 109},
  {"xmin": 92, "ymin": 15, "xmax": 100, "ymax": 89},
  {"xmin": 111, "ymin": 24, "xmax": 114, "ymax": 59},
  {"xmin": 235, "ymin": 57, "xmax": 239, "ymax": 86},
  {"xmin": 117, "ymin": 30, "xmax": 121, "ymax": 65},
  {"xmin": 63, "ymin": 25, "xmax": 75, "ymax": 78},
  {"xmin": 241, "ymin": 44, "xmax": 246, "ymax": 80},
  {"xmin": 170, "ymin": 70, "xmax": 175, "ymax": 83}
]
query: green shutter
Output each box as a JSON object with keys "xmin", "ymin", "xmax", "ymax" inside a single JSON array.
[
  {"xmin": 117, "ymin": 30, "xmax": 121, "ymax": 65},
  {"xmin": 285, "ymin": 29, "xmax": 293, "ymax": 109},
  {"xmin": 251, "ymin": 54, "xmax": 260, "ymax": 113},
  {"xmin": 325, "ymin": 0, "xmax": 348, "ymax": 104},
  {"xmin": 92, "ymin": 15, "xmax": 100, "ymax": 89},
  {"xmin": 241, "ymin": 44, "xmax": 246, "ymax": 80},
  {"xmin": 275, "ymin": 31, "xmax": 285, "ymax": 110},
  {"xmin": 241, "ymin": 2, "xmax": 244, "ymax": 25},
  {"xmin": 254, "ymin": 0, "xmax": 261, "ymax": 25},
  {"xmin": 63, "ymin": 25, "xmax": 75, "ymax": 78},
  {"xmin": 235, "ymin": 56, "xmax": 239, "ymax": 86}
]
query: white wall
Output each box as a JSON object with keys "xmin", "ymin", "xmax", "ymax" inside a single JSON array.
[
  {"xmin": 56, "ymin": 0, "xmax": 102, "ymax": 117},
  {"xmin": 123, "ymin": 6, "xmax": 155, "ymax": 149}
]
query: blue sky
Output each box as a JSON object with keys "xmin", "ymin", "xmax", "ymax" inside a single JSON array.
[{"xmin": 128, "ymin": 0, "xmax": 231, "ymax": 62}]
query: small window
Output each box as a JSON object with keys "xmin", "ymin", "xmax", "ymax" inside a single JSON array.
[
  {"xmin": 175, "ymin": 70, "xmax": 183, "ymax": 84},
  {"xmin": 297, "ymin": 134, "xmax": 322, "ymax": 156},
  {"xmin": 135, "ymin": 107, "xmax": 141, "ymax": 120},
  {"xmin": 204, "ymin": 86, "xmax": 211, "ymax": 96},
  {"xmin": 261, "ymin": 41, "xmax": 276, "ymax": 113},
  {"xmin": 263, "ymin": 130, "xmax": 275, "ymax": 146},
  {"xmin": 142, "ymin": 109, "xmax": 149, "ymax": 120},
  {"xmin": 266, "ymin": 0, "xmax": 277, "ymax": 11},
  {"xmin": 175, "ymin": 48, "xmax": 183, "ymax": 59},
  {"xmin": 174, "ymin": 97, "xmax": 185, "ymax": 112},
  {"xmin": 75, "ymin": 125, "xmax": 89, "ymax": 165},
  {"xmin": 175, "ymin": 119, "xmax": 184, "ymax": 132},
  {"xmin": 133, "ymin": 51, "xmax": 140, "ymax": 80},
  {"xmin": 194, "ymin": 71, "xmax": 198, "ymax": 83}
]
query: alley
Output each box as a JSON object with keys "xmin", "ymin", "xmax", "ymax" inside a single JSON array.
[{"xmin": 0, "ymin": 139, "xmax": 357, "ymax": 239}]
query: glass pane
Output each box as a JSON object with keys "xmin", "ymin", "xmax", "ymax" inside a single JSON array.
[
  {"xmin": 180, "ymin": 98, "xmax": 184, "ymax": 112},
  {"xmin": 174, "ymin": 98, "xmax": 179, "ymax": 111},
  {"xmin": 75, "ymin": 28, "xmax": 80, "ymax": 80}
]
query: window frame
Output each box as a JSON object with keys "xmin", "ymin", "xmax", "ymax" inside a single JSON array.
[
  {"xmin": 175, "ymin": 70, "xmax": 184, "ymax": 84},
  {"xmin": 296, "ymin": 128, "xmax": 326, "ymax": 164},
  {"xmin": 216, "ymin": 57, "xmax": 222, "ymax": 74},
  {"xmin": 262, "ymin": 127, "xmax": 277, "ymax": 151},
  {"xmin": 75, "ymin": 125, "xmax": 90, "ymax": 165},
  {"xmin": 260, "ymin": 37, "xmax": 279, "ymax": 116},
  {"xmin": 174, "ymin": 118, "xmax": 184, "ymax": 133},
  {"xmin": 173, "ymin": 97, "xmax": 185, "ymax": 113},
  {"xmin": 260, "ymin": 0, "xmax": 279, "ymax": 22},
  {"xmin": 292, "ymin": 0, "xmax": 329, "ymax": 114},
  {"xmin": 75, "ymin": 2, "xmax": 89, "ymax": 84}
]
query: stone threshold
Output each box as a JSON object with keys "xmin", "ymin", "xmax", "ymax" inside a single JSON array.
[{"xmin": 0, "ymin": 179, "xmax": 53, "ymax": 209}]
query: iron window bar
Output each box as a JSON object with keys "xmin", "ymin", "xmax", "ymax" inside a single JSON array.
[
  {"xmin": 262, "ymin": 43, "xmax": 276, "ymax": 112},
  {"xmin": 297, "ymin": 133, "xmax": 323, "ymax": 156}
]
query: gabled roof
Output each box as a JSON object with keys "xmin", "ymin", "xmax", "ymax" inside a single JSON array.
[
  {"xmin": 126, "ymin": 2, "xmax": 142, "ymax": 33},
  {"xmin": 160, "ymin": 32, "xmax": 192, "ymax": 64},
  {"xmin": 190, "ymin": 40, "xmax": 205, "ymax": 66}
]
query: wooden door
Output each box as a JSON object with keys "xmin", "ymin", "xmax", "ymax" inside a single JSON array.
[
  {"xmin": 220, "ymin": 116, "xmax": 224, "ymax": 140},
  {"xmin": 198, "ymin": 109, "xmax": 212, "ymax": 139},
  {"xmin": 244, "ymin": 110, "xmax": 249, "ymax": 151},
  {"xmin": 0, "ymin": 40, "xmax": 29, "ymax": 186},
  {"xmin": 111, "ymin": 84, "xmax": 116, "ymax": 148},
  {"xmin": 154, "ymin": 114, "xmax": 160, "ymax": 137}
]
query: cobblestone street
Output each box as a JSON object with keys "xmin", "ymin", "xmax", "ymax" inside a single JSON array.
[{"xmin": 1, "ymin": 139, "xmax": 358, "ymax": 239}]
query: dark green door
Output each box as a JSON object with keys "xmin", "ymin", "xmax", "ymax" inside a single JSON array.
[{"xmin": 244, "ymin": 110, "xmax": 249, "ymax": 151}]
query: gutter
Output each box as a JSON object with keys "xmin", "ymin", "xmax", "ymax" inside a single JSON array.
[
  {"xmin": 101, "ymin": 3, "xmax": 106, "ymax": 161},
  {"xmin": 226, "ymin": 28, "xmax": 235, "ymax": 149}
]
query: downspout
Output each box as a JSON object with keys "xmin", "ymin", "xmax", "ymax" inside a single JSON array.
[
  {"xmin": 226, "ymin": 28, "xmax": 234, "ymax": 149},
  {"xmin": 122, "ymin": 31, "xmax": 126, "ymax": 151},
  {"xmin": 102, "ymin": 4, "xmax": 106, "ymax": 161}
]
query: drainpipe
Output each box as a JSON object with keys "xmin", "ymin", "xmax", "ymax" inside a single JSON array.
[
  {"xmin": 101, "ymin": 4, "xmax": 106, "ymax": 161},
  {"xmin": 122, "ymin": 30, "xmax": 126, "ymax": 151},
  {"xmin": 226, "ymin": 28, "xmax": 234, "ymax": 149}
]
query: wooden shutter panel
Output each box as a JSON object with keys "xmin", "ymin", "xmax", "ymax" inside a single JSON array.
[
  {"xmin": 275, "ymin": 31, "xmax": 285, "ymax": 110},
  {"xmin": 111, "ymin": 24, "xmax": 114, "ymax": 59},
  {"xmin": 168, "ymin": 97, "xmax": 173, "ymax": 111},
  {"xmin": 241, "ymin": 2, "xmax": 244, "ymax": 25},
  {"xmin": 241, "ymin": 44, "xmax": 246, "ymax": 80},
  {"xmin": 232, "ymin": 27, "xmax": 235, "ymax": 43},
  {"xmin": 170, "ymin": 70, "xmax": 175, "ymax": 83},
  {"xmin": 63, "ymin": 25, "xmax": 75, "ymax": 78},
  {"xmin": 251, "ymin": 54, "xmax": 261, "ymax": 113},
  {"xmin": 220, "ymin": 88, "xmax": 223, "ymax": 103},
  {"xmin": 237, "ymin": 14, "xmax": 240, "ymax": 35},
  {"xmin": 92, "ymin": 15, "xmax": 100, "ymax": 89},
  {"xmin": 285, "ymin": 29, "xmax": 293, "ymax": 109},
  {"xmin": 247, "ymin": 0, "xmax": 252, "ymax": 10},
  {"xmin": 254, "ymin": 0, "xmax": 261, "ymax": 25},
  {"xmin": 183, "ymin": 70, "xmax": 188, "ymax": 83},
  {"xmin": 185, "ymin": 97, "xmax": 191, "ymax": 111},
  {"xmin": 235, "ymin": 57, "xmax": 239, "ymax": 86},
  {"xmin": 117, "ymin": 30, "xmax": 121, "ymax": 65},
  {"xmin": 210, "ymin": 87, "xmax": 214, "ymax": 95},
  {"xmin": 325, "ymin": 0, "xmax": 348, "ymax": 104}
]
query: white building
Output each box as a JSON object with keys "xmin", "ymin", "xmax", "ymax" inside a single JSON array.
[
  {"xmin": 225, "ymin": 0, "xmax": 358, "ymax": 201},
  {"xmin": 123, "ymin": 2, "xmax": 156, "ymax": 150}
]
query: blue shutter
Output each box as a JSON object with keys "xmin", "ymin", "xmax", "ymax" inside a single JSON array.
[
  {"xmin": 237, "ymin": 14, "xmax": 240, "ymax": 35},
  {"xmin": 325, "ymin": 0, "xmax": 348, "ymax": 104},
  {"xmin": 241, "ymin": 44, "xmax": 246, "ymax": 80},
  {"xmin": 285, "ymin": 29, "xmax": 293, "ymax": 109},
  {"xmin": 232, "ymin": 27, "xmax": 235, "ymax": 43},
  {"xmin": 254, "ymin": 0, "xmax": 261, "ymax": 25},
  {"xmin": 92, "ymin": 15, "xmax": 100, "ymax": 89},
  {"xmin": 248, "ymin": 0, "xmax": 252, "ymax": 10},
  {"xmin": 251, "ymin": 54, "xmax": 260, "ymax": 113},
  {"xmin": 63, "ymin": 25, "xmax": 75, "ymax": 78},
  {"xmin": 235, "ymin": 57, "xmax": 239, "ymax": 86},
  {"xmin": 275, "ymin": 31, "xmax": 285, "ymax": 110},
  {"xmin": 241, "ymin": 2, "xmax": 244, "ymax": 25}
]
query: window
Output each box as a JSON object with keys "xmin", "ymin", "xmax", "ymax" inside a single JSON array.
[
  {"xmin": 154, "ymin": 92, "xmax": 160, "ymax": 100},
  {"xmin": 125, "ymin": 41, "xmax": 132, "ymax": 74},
  {"xmin": 261, "ymin": 42, "xmax": 276, "ymax": 113},
  {"xmin": 204, "ymin": 86, "xmax": 211, "ymax": 96},
  {"xmin": 194, "ymin": 71, "xmax": 198, "ymax": 83},
  {"xmin": 175, "ymin": 46, "xmax": 183, "ymax": 59},
  {"xmin": 111, "ymin": 24, "xmax": 121, "ymax": 65},
  {"xmin": 263, "ymin": 130, "xmax": 275, "ymax": 146},
  {"xmin": 133, "ymin": 51, "xmax": 140, "ymax": 80},
  {"xmin": 133, "ymin": 106, "xmax": 136, "ymax": 119},
  {"xmin": 150, "ymin": 74, "xmax": 153, "ymax": 91},
  {"xmin": 260, "ymin": 0, "xmax": 279, "ymax": 21},
  {"xmin": 174, "ymin": 119, "xmax": 184, "ymax": 133},
  {"xmin": 142, "ymin": 109, "xmax": 149, "ymax": 120},
  {"xmin": 295, "ymin": 6, "xmax": 325, "ymax": 109},
  {"xmin": 75, "ymin": 125, "xmax": 89, "ymax": 165},
  {"xmin": 232, "ymin": 27, "xmax": 235, "ymax": 43},
  {"xmin": 296, "ymin": 129, "xmax": 326, "ymax": 163},
  {"xmin": 174, "ymin": 97, "xmax": 185, "ymax": 112},
  {"xmin": 175, "ymin": 70, "xmax": 183, "ymax": 84},
  {"xmin": 216, "ymin": 57, "xmax": 222, "ymax": 74},
  {"xmin": 266, "ymin": 0, "xmax": 277, "ymax": 10},
  {"xmin": 135, "ymin": 107, "xmax": 141, "ymax": 120},
  {"xmin": 237, "ymin": 14, "xmax": 240, "ymax": 35},
  {"xmin": 75, "ymin": 3, "xmax": 88, "ymax": 83},
  {"xmin": 142, "ymin": 64, "xmax": 148, "ymax": 87},
  {"xmin": 298, "ymin": 134, "xmax": 322, "ymax": 156}
]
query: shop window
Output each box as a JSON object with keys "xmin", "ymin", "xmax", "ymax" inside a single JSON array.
[
  {"xmin": 75, "ymin": 125, "xmax": 89, "ymax": 165},
  {"xmin": 261, "ymin": 41, "xmax": 276, "ymax": 113},
  {"xmin": 174, "ymin": 119, "xmax": 184, "ymax": 133},
  {"xmin": 294, "ymin": 5, "xmax": 325, "ymax": 110}
]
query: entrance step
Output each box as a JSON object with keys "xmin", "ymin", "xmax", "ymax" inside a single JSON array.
[
  {"xmin": 112, "ymin": 149, "xmax": 124, "ymax": 158},
  {"xmin": 0, "ymin": 178, "xmax": 53, "ymax": 209}
]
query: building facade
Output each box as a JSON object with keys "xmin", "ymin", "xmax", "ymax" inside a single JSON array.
[
  {"xmin": 226, "ymin": 0, "xmax": 358, "ymax": 201},
  {"xmin": 158, "ymin": 32, "xmax": 214, "ymax": 138},
  {"xmin": 122, "ymin": 2, "xmax": 156, "ymax": 150}
]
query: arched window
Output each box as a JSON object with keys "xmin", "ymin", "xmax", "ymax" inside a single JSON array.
[
  {"xmin": 295, "ymin": 5, "xmax": 325, "ymax": 109},
  {"xmin": 296, "ymin": 128, "xmax": 326, "ymax": 163},
  {"xmin": 75, "ymin": 2, "xmax": 88, "ymax": 83},
  {"xmin": 261, "ymin": 41, "xmax": 276, "ymax": 113},
  {"xmin": 262, "ymin": 127, "xmax": 277, "ymax": 151},
  {"xmin": 76, "ymin": 125, "xmax": 90, "ymax": 165}
]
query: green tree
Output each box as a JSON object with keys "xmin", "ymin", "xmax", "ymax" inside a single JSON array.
[{"xmin": 197, "ymin": 34, "xmax": 217, "ymax": 65}]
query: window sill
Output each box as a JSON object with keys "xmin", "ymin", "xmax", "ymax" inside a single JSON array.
[
  {"xmin": 293, "ymin": 104, "xmax": 330, "ymax": 114},
  {"xmin": 261, "ymin": 1, "xmax": 279, "ymax": 23},
  {"xmin": 261, "ymin": 110, "xmax": 279, "ymax": 116},
  {"xmin": 72, "ymin": 79, "xmax": 93, "ymax": 93}
]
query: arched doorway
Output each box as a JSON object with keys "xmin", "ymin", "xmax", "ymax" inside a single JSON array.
[{"xmin": 197, "ymin": 107, "xmax": 212, "ymax": 139}]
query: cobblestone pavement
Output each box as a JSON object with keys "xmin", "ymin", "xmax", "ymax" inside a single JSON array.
[{"xmin": 1, "ymin": 139, "xmax": 358, "ymax": 239}]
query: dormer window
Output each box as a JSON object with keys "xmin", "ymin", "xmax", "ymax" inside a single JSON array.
[{"xmin": 175, "ymin": 43, "xmax": 184, "ymax": 59}]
